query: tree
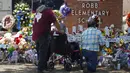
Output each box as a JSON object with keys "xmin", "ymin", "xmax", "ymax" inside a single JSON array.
[{"xmin": 43, "ymin": 0, "xmax": 64, "ymax": 10}]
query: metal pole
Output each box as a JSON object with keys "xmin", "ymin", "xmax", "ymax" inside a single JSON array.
[
  {"xmin": 11, "ymin": 0, "xmax": 12, "ymax": 14},
  {"xmin": 31, "ymin": 0, "xmax": 33, "ymax": 12}
]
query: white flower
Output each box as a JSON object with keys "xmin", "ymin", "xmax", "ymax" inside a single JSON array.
[
  {"xmin": 14, "ymin": 15, "xmax": 16, "ymax": 17},
  {"xmin": 13, "ymin": 12, "xmax": 15, "ymax": 15},
  {"xmin": 26, "ymin": 8, "xmax": 29, "ymax": 10},
  {"xmin": 20, "ymin": 8, "xmax": 22, "ymax": 10},
  {"xmin": 25, "ymin": 8, "xmax": 27, "ymax": 10},
  {"xmin": 23, "ymin": 21, "xmax": 25, "ymax": 24},
  {"xmin": 25, "ymin": 17, "xmax": 28, "ymax": 19},
  {"xmin": 21, "ymin": 18, "xmax": 23, "ymax": 20},
  {"xmin": 110, "ymin": 24, "xmax": 114, "ymax": 28},
  {"xmin": 14, "ymin": 10, "xmax": 17, "ymax": 12},
  {"xmin": 27, "ymin": 13, "xmax": 29, "ymax": 15},
  {"xmin": 17, "ymin": 10, "xmax": 20, "ymax": 13},
  {"xmin": 21, "ymin": 3, "xmax": 24, "ymax": 6},
  {"xmin": 16, "ymin": 4, "xmax": 19, "ymax": 7},
  {"xmin": 23, "ymin": 11, "xmax": 25, "ymax": 13}
]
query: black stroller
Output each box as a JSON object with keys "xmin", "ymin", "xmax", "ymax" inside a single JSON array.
[{"xmin": 48, "ymin": 31, "xmax": 83, "ymax": 71}]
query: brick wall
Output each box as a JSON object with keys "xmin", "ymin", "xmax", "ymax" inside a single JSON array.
[{"xmin": 64, "ymin": 0, "xmax": 123, "ymax": 33}]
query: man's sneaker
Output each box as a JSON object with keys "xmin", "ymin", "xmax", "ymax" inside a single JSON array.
[
  {"xmin": 83, "ymin": 68, "xmax": 88, "ymax": 73},
  {"xmin": 43, "ymin": 70, "xmax": 50, "ymax": 73},
  {"xmin": 37, "ymin": 70, "xmax": 44, "ymax": 73}
]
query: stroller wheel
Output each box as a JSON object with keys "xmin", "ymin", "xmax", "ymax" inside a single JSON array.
[
  {"xmin": 83, "ymin": 67, "xmax": 88, "ymax": 73},
  {"xmin": 48, "ymin": 62, "xmax": 55, "ymax": 70},
  {"xmin": 82, "ymin": 61, "xmax": 87, "ymax": 68},
  {"xmin": 64, "ymin": 63, "xmax": 72, "ymax": 71},
  {"xmin": 34, "ymin": 62, "xmax": 38, "ymax": 66},
  {"xmin": 34, "ymin": 60, "xmax": 38, "ymax": 66},
  {"xmin": 79, "ymin": 60, "xmax": 83, "ymax": 70},
  {"xmin": 34, "ymin": 54, "xmax": 38, "ymax": 66}
]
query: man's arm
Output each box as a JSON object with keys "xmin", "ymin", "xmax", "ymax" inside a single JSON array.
[
  {"xmin": 54, "ymin": 20, "xmax": 61, "ymax": 31},
  {"xmin": 48, "ymin": 9, "xmax": 61, "ymax": 31}
]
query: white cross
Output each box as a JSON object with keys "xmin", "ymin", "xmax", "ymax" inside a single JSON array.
[{"xmin": 35, "ymin": 13, "xmax": 42, "ymax": 22}]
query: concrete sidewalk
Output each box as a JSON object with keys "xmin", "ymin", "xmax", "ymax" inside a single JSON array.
[{"xmin": 0, "ymin": 64, "xmax": 130, "ymax": 73}]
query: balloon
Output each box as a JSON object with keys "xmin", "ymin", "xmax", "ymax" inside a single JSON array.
[
  {"xmin": 59, "ymin": 3, "xmax": 71, "ymax": 17},
  {"xmin": 126, "ymin": 13, "xmax": 130, "ymax": 27}
]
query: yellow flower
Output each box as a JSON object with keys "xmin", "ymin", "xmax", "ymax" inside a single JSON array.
[
  {"xmin": 111, "ymin": 35, "xmax": 115, "ymax": 38},
  {"xmin": 26, "ymin": 46, "xmax": 28, "ymax": 49},
  {"xmin": 32, "ymin": 46, "xmax": 34, "ymax": 48},
  {"xmin": 31, "ymin": 13, "xmax": 35, "ymax": 18},
  {"xmin": 120, "ymin": 39, "xmax": 124, "ymax": 44}
]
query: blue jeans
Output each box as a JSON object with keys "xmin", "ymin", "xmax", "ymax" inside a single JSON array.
[{"xmin": 82, "ymin": 49, "xmax": 98, "ymax": 72}]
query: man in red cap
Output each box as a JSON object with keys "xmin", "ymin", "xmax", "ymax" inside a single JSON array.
[{"xmin": 32, "ymin": 0, "xmax": 60, "ymax": 73}]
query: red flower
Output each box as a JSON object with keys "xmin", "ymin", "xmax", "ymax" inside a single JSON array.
[
  {"xmin": 14, "ymin": 37, "xmax": 20, "ymax": 45},
  {"xmin": 0, "ymin": 37, "xmax": 2, "ymax": 40},
  {"xmin": 19, "ymin": 34, "xmax": 22, "ymax": 38}
]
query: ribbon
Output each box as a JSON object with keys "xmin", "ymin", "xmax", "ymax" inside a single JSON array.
[
  {"xmin": 16, "ymin": 15, "xmax": 21, "ymax": 30},
  {"xmin": 16, "ymin": 11, "xmax": 24, "ymax": 30}
]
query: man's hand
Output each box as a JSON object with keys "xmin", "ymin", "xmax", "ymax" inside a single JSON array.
[
  {"xmin": 51, "ymin": 24, "xmax": 58, "ymax": 31},
  {"xmin": 54, "ymin": 20, "xmax": 61, "ymax": 31}
]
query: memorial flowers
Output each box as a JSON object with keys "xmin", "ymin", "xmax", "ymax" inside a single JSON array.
[{"xmin": 13, "ymin": 2, "xmax": 31, "ymax": 30}]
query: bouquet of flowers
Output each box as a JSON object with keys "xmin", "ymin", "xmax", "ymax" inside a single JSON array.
[{"xmin": 13, "ymin": 2, "xmax": 31, "ymax": 30}]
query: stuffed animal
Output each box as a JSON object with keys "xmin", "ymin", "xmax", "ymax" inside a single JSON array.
[{"xmin": 10, "ymin": 49, "xmax": 18, "ymax": 64}]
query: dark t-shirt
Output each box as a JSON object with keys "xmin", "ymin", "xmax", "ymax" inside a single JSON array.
[{"xmin": 32, "ymin": 8, "xmax": 56, "ymax": 41}]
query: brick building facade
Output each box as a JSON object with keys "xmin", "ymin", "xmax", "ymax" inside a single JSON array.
[{"xmin": 64, "ymin": 0, "xmax": 123, "ymax": 33}]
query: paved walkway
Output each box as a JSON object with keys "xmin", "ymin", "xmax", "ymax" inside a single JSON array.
[{"xmin": 0, "ymin": 63, "xmax": 130, "ymax": 73}]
